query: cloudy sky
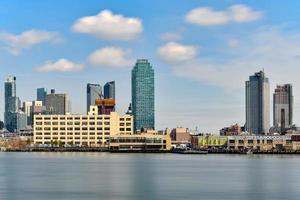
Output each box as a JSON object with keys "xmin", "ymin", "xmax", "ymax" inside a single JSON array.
[{"xmin": 1, "ymin": 0, "xmax": 300, "ymax": 132}]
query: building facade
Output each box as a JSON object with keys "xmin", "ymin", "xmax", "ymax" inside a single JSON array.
[
  {"xmin": 273, "ymin": 84, "xmax": 293, "ymax": 133},
  {"xmin": 104, "ymin": 81, "xmax": 115, "ymax": 99},
  {"xmin": 87, "ymin": 83, "xmax": 102, "ymax": 114},
  {"xmin": 4, "ymin": 76, "xmax": 27, "ymax": 132},
  {"xmin": 245, "ymin": 71, "xmax": 270, "ymax": 135},
  {"xmin": 33, "ymin": 106, "xmax": 133, "ymax": 147},
  {"xmin": 45, "ymin": 90, "xmax": 68, "ymax": 115},
  {"xmin": 131, "ymin": 59, "xmax": 155, "ymax": 131},
  {"xmin": 37, "ymin": 88, "xmax": 47, "ymax": 104}
]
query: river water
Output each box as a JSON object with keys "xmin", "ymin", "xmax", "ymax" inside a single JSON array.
[{"xmin": 0, "ymin": 152, "xmax": 300, "ymax": 200}]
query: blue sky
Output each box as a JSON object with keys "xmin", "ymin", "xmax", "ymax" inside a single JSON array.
[{"xmin": 1, "ymin": 0, "xmax": 300, "ymax": 132}]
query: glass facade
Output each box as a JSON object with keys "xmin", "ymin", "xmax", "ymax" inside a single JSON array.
[
  {"xmin": 104, "ymin": 81, "xmax": 115, "ymax": 99},
  {"xmin": 131, "ymin": 59, "xmax": 155, "ymax": 131},
  {"xmin": 37, "ymin": 88, "xmax": 47, "ymax": 104},
  {"xmin": 87, "ymin": 83, "xmax": 102, "ymax": 113},
  {"xmin": 4, "ymin": 76, "xmax": 27, "ymax": 132}
]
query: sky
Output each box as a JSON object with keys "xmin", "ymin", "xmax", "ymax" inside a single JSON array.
[{"xmin": 1, "ymin": 0, "xmax": 300, "ymax": 133}]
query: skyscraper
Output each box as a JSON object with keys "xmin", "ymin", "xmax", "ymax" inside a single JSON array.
[
  {"xmin": 45, "ymin": 89, "xmax": 68, "ymax": 115},
  {"xmin": 104, "ymin": 81, "xmax": 115, "ymax": 99},
  {"xmin": 245, "ymin": 70, "xmax": 270, "ymax": 135},
  {"xmin": 4, "ymin": 76, "xmax": 27, "ymax": 132},
  {"xmin": 131, "ymin": 59, "xmax": 155, "ymax": 131},
  {"xmin": 273, "ymin": 84, "xmax": 293, "ymax": 133},
  {"xmin": 87, "ymin": 83, "xmax": 102, "ymax": 113},
  {"xmin": 37, "ymin": 88, "xmax": 47, "ymax": 104}
]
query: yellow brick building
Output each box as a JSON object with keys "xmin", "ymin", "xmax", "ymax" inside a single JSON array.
[{"xmin": 33, "ymin": 106, "xmax": 133, "ymax": 147}]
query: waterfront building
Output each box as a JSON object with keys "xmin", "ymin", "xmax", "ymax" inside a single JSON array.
[
  {"xmin": 131, "ymin": 59, "xmax": 155, "ymax": 131},
  {"xmin": 87, "ymin": 83, "xmax": 102, "ymax": 113},
  {"xmin": 167, "ymin": 127, "xmax": 191, "ymax": 145},
  {"xmin": 33, "ymin": 106, "xmax": 133, "ymax": 147},
  {"xmin": 273, "ymin": 84, "xmax": 293, "ymax": 134},
  {"xmin": 37, "ymin": 88, "xmax": 47, "ymax": 104},
  {"xmin": 104, "ymin": 81, "xmax": 115, "ymax": 99},
  {"xmin": 245, "ymin": 70, "xmax": 270, "ymax": 135},
  {"xmin": 191, "ymin": 135, "xmax": 228, "ymax": 149},
  {"xmin": 45, "ymin": 89, "xmax": 68, "ymax": 115},
  {"xmin": 109, "ymin": 132, "xmax": 171, "ymax": 152}
]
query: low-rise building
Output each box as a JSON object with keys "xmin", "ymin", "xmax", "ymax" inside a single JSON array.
[
  {"xmin": 191, "ymin": 135, "xmax": 228, "ymax": 149},
  {"xmin": 167, "ymin": 127, "xmax": 191, "ymax": 145},
  {"xmin": 33, "ymin": 106, "xmax": 133, "ymax": 147},
  {"xmin": 109, "ymin": 132, "xmax": 171, "ymax": 152}
]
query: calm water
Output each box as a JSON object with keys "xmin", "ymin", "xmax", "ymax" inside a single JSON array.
[{"xmin": 0, "ymin": 153, "xmax": 300, "ymax": 200}]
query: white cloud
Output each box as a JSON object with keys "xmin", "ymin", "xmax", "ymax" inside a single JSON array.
[
  {"xmin": 185, "ymin": 4, "xmax": 262, "ymax": 26},
  {"xmin": 170, "ymin": 28, "xmax": 300, "ymax": 94},
  {"xmin": 228, "ymin": 38, "xmax": 239, "ymax": 49},
  {"xmin": 160, "ymin": 32, "xmax": 183, "ymax": 41},
  {"xmin": 88, "ymin": 47, "xmax": 134, "ymax": 68},
  {"xmin": 72, "ymin": 10, "xmax": 143, "ymax": 40},
  {"xmin": 36, "ymin": 59, "xmax": 84, "ymax": 72},
  {"xmin": 158, "ymin": 42, "xmax": 198, "ymax": 64},
  {"xmin": 0, "ymin": 29, "xmax": 62, "ymax": 55}
]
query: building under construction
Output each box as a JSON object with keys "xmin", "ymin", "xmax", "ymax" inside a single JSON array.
[{"xmin": 95, "ymin": 99, "xmax": 116, "ymax": 115}]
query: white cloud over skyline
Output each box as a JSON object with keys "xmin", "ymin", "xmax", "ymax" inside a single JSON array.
[
  {"xmin": 0, "ymin": 29, "xmax": 62, "ymax": 55},
  {"xmin": 72, "ymin": 10, "xmax": 143, "ymax": 40},
  {"xmin": 36, "ymin": 58, "xmax": 84, "ymax": 72},
  {"xmin": 185, "ymin": 4, "xmax": 262, "ymax": 26},
  {"xmin": 158, "ymin": 42, "xmax": 198, "ymax": 64},
  {"xmin": 88, "ymin": 47, "xmax": 134, "ymax": 68}
]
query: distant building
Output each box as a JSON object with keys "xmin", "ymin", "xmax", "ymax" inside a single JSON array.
[
  {"xmin": 45, "ymin": 89, "xmax": 67, "ymax": 115},
  {"xmin": 4, "ymin": 76, "xmax": 27, "ymax": 132},
  {"xmin": 245, "ymin": 70, "xmax": 270, "ymax": 135},
  {"xmin": 23, "ymin": 101, "xmax": 33, "ymax": 125},
  {"xmin": 95, "ymin": 99, "xmax": 116, "ymax": 115},
  {"xmin": 104, "ymin": 81, "xmax": 115, "ymax": 99},
  {"xmin": 132, "ymin": 59, "xmax": 155, "ymax": 131},
  {"xmin": 273, "ymin": 84, "xmax": 293, "ymax": 134},
  {"xmin": 220, "ymin": 124, "xmax": 242, "ymax": 136},
  {"xmin": 37, "ymin": 88, "xmax": 47, "ymax": 104},
  {"xmin": 87, "ymin": 83, "xmax": 102, "ymax": 113}
]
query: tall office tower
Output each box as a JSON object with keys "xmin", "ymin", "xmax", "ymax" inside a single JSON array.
[
  {"xmin": 37, "ymin": 88, "xmax": 47, "ymax": 104},
  {"xmin": 273, "ymin": 84, "xmax": 293, "ymax": 133},
  {"xmin": 245, "ymin": 70, "xmax": 270, "ymax": 135},
  {"xmin": 104, "ymin": 81, "xmax": 115, "ymax": 99},
  {"xmin": 4, "ymin": 76, "xmax": 18, "ymax": 132},
  {"xmin": 131, "ymin": 59, "xmax": 155, "ymax": 131},
  {"xmin": 45, "ymin": 89, "xmax": 68, "ymax": 115},
  {"xmin": 87, "ymin": 83, "xmax": 102, "ymax": 113},
  {"xmin": 4, "ymin": 76, "xmax": 27, "ymax": 132}
]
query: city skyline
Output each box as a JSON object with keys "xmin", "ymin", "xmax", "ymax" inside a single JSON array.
[{"xmin": 1, "ymin": 0, "xmax": 300, "ymax": 132}]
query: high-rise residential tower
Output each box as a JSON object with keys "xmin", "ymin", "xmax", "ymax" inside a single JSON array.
[
  {"xmin": 273, "ymin": 84, "xmax": 293, "ymax": 133},
  {"xmin": 87, "ymin": 83, "xmax": 102, "ymax": 113},
  {"xmin": 37, "ymin": 88, "xmax": 47, "ymax": 104},
  {"xmin": 4, "ymin": 76, "xmax": 27, "ymax": 132},
  {"xmin": 131, "ymin": 59, "xmax": 155, "ymax": 131},
  {"xmin": 104, "ymin": 81, "xmax": 115, "ymax": 99},
  {"xmin": 245, "ymin": 70, "xmax": 270, "ymax": 135}
]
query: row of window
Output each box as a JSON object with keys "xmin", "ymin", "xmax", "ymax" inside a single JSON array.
[
  {"xmin": 229, "ymin": 139, "xmax": 292, "ymax": 144},
  {"xmin": 35, "ymin": 127, "xmax": 110, "ymax": 131},
  {"xmin": 35, "ymin": 137, "xmax": 110, "ymax": 140},
  {"xmin": 35, "ymin": 121, "xmax": 111, "ymax": 126},
  {"xmin": 35, "ymin": 116, "xmax": 111, "ymax": 120},
  {"xmin": 35, "ymin": 132, "xmax": 110, "ymax": 136}
]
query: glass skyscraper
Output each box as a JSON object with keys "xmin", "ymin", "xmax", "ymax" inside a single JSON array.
[
  {"xmin": 4, "ymin": 76, "xmax": 27, "ymax": 132},
  {"xmin": 245, "ymin": 70, "xmax": 270, "ymax": 135},
  {"xmin": 37, "ymin": 88, "xmax": 47, "ymax": 104},
  {"xmin": 131, "ymin": 59, "xmax": 155, "ymax": 131},
  {"xmin": 87, "ymin": 83, "xmax": 102, "ymax": 113},
  {"xmin": 104, "ymin": 81, "xmax": 115, "ymax": 99}
]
